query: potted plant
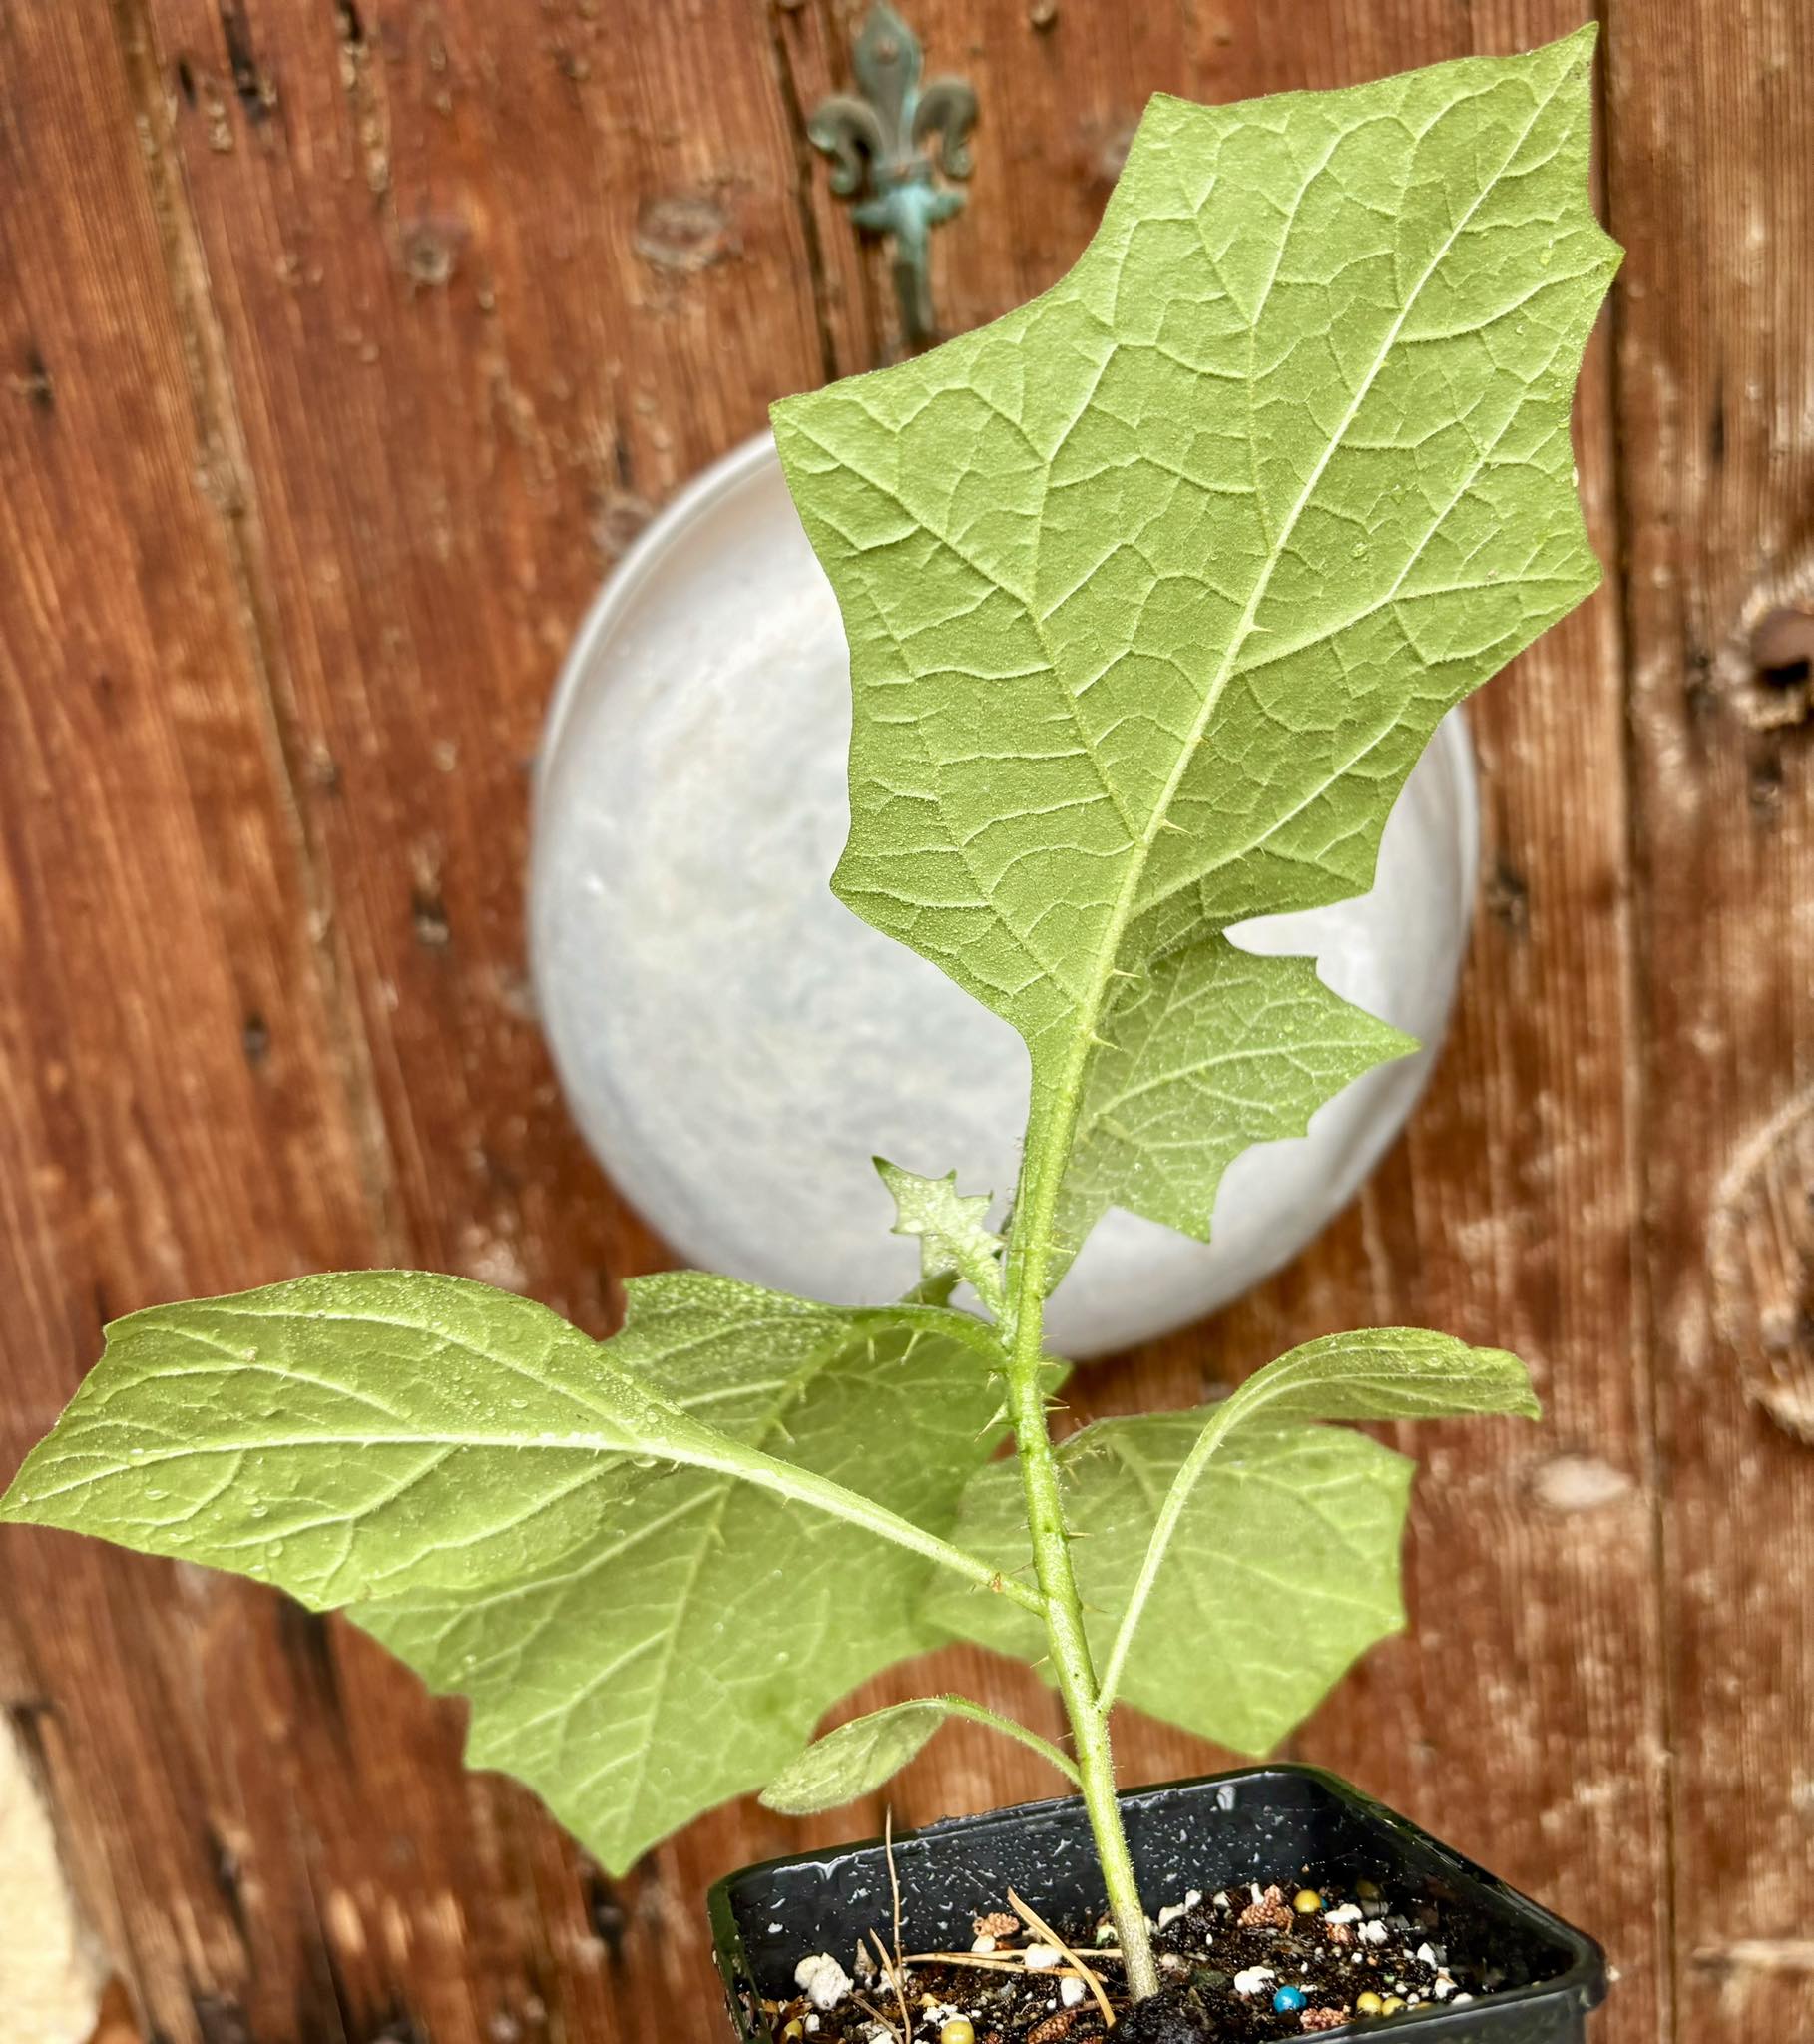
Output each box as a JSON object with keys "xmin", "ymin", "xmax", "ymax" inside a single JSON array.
[{"xmin": 2, "ymin": 28, "xmax": 1617, "ymax": 2043}]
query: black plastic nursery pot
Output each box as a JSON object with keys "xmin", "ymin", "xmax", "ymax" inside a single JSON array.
[{"xmin": 708, "ymin": 1765, "xmax": 1605, "ymax": 2044}]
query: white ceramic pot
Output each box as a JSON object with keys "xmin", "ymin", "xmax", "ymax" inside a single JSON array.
[{"xmin": 530, "ymin": 434, "xmax": 1479, "ymax": 1356}]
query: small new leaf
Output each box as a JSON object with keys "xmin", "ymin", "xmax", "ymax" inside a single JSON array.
[
  {"xmin": 877, "ymin": 1157, "xmax": 1006, "ymax": 1309},
  {"xmin": 763, "ymin": 1695, "xmax": 1082, "ymax": 1813},
  {"xmin": 1057, "ymin": 938, "xmax": 1414, "ymax": 1254},
  {"xmin": 763, "ymin": 1699, "xmax": 953, "ymax": 1814}
]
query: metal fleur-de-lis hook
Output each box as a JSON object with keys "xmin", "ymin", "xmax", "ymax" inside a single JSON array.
[{"xmin": 808, "ymin": 3, "xmax": 978, "ymax": 351}]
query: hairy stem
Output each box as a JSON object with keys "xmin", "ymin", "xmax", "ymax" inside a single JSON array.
[{"xmin": 1001, "ymin": 1114, "xmax": 1160, "ymax": 2002}]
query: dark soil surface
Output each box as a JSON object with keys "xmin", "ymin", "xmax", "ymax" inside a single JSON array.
[{"xmin": 761, "ymin": 1872, "xmax": 1507, "ymax": 2043}]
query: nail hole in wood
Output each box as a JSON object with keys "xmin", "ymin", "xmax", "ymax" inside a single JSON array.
[
  {"xmin": 411, "ymin": 886, "xmax": 451, "ymax": 950},
  {"xmin": 11, "ymin": 347, "xmax": 54, "ymax": 413},
  {"xmin": 1752, "ymin": 605, "xmax": 1814, "ymax": 692},
  {"xmin": 1484, "ymin": 856, "xmax": 1530, "ymax": 936},
  {"xmin": 1731, "ymin": 598, "xmax": 1814, "ymax": 731}
]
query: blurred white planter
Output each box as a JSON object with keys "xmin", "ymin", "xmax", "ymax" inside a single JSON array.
[{"xmin": 530, "ymin": 434, "xmax": 1479, "ymax": 1357}]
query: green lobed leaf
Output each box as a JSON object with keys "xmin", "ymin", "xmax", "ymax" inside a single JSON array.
[
  {"xmin": 1056, "ymin": 939, "xmax": 1414, "ymax": 1252},
  {"xmin": 926, "ymin": 1415, "xmax": 1415, "ymax": 1756},
  {"xmin": 2, "ymin": 1274, "xmax": 647, "ymax": 1603},
  {"xmin": 876, "ymin": 1157, "xmax": 1006, "ymax": 1307},
  {"xmin": 1088, "ymin": 1326, "xmax": 1535, "ymax": 1708},
  {"xmin": 930, "ymin": 1328, "xmax": 1536, "ymax": 1750},
  {"xmin": 775, "ymin": 31, "xmax": 1618, "ymax": 1258},
  {"xmin": 0, "ymin": 1271, "xmax": 1012, "ymax": 1868}
]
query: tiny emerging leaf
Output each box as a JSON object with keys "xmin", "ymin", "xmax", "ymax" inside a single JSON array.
[{"xmin": 876, "ymin": 1157, "xmax": 1006, "ymax": 1309}]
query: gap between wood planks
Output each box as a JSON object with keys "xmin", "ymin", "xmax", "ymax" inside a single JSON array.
[
  {"xmin": 1591, "ymin": 4, "xmax": 1685, "ymax": 2041},
  {"xmin": 761, "ymin": 0, "xmax": 844, "ymax": 386}
]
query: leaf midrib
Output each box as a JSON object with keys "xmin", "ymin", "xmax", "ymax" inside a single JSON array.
[{"xmin": 1009, "ymin": 60, "xmax": 1574, "ymax": 1309}]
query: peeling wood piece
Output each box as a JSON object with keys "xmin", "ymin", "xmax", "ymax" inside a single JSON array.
[
  {"xmin": 1708, "ymin": 1092, "xmax": 1814, "ymax": 1444},
  {"xmin": 0, "ymin": 1718, "xmax": 107, "ymax": 2044},
  {"xmin": 1528, "ymin": 1452, "xmax": 1636, "ymax": 1514},
  {"xmin": 1691, "ymin": 1939, "xmax": 1814, "ymax": 1976}
]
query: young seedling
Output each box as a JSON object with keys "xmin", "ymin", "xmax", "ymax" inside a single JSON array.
[{"xmin": 1, "ymin": 30, "xmax": 1616, "ymax": 2017}]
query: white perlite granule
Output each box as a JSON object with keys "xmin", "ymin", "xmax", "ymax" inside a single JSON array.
[{"xmin": 792, "ymin": 1954, "xmax": 853, "ymax": 2010}]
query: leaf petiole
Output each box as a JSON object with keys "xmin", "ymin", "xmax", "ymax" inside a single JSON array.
[
  {"xmin": 916, "ymin": 1694, "xmax": 1083, "ymax": 1788},
  {"xmin": 672, "ymin": 1438, "xmax": 1050, "ymax": 1616}
]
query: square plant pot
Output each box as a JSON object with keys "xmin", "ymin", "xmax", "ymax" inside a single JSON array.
[{"xmin": 707, "ymin": 1764, "xmax": 1606, "ymax": 2043}]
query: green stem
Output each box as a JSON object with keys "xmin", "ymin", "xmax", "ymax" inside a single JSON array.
[{"xmin": 999, "ymin": 1109, "xmax": 1160, "ymax": 2003}]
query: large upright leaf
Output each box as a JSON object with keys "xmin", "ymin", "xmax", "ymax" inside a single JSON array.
[
  {"xmin": 775, "ymin": 30, "xmax": 1618, "ymax": 1250},
  {"xmin": 0, "ymin": 1272, "xmax": 1010, "ymax": 1867}
]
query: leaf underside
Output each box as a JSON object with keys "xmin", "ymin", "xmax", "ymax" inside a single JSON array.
[
  {"xmin": 1056, "ymin": 938, "xmax": 1413, "ymax": 1254},
  {"xmin": 927, "ymin": 1414, "xmax": 1416, "ymax": 1756},
  {"xmin": 759, "ymin": 1697, "xmax": 954, "ymax": 1815},
  {"xmin": 775, "ymin": 28, "xmax": 1618, "ymax": 1251},
  {"xmin": 0, "ymin": 1272, "xmax": 1005, "ymax": 1870},
  {"xmin": 876, "ymin": 1156, "xmax": 1006, "ymax": 1302},
  {"xmin": 927, "ymin": 1327, "xmax": 1535, "ymax": 1751}
]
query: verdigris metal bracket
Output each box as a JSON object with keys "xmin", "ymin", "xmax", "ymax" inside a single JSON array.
[{"xmin": 807, "ymin": 2, "xmax": 978, "ymax": 350}]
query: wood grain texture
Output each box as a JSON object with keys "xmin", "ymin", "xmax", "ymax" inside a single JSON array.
[
  {"xmin": 0, "ymin": 1, "xmax": 1801, "ymax": 2041},
  {"xmin": 0, "ymin": 5, "xmax": 393, "ymax": 2040},
  {"xmin": 1604, "ymin": 0, "xmax": 1814, "ymax": 2034}
]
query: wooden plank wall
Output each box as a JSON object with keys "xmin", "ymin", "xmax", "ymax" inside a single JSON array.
[{"xmin": 0, "ymin": 3, "xmax": 1807, "ymax": 2041}]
